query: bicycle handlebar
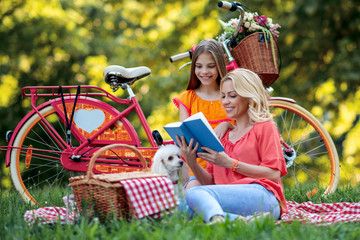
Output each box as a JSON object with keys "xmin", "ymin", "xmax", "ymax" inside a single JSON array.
[
  {"xmin": 169, "ymin": 2, "xmax": 245, "ymax": 65},
  {"xmin": 169, "ymin": 51, "xmax": 191, "ymax": 63},
  {"xmin": 218, "ymin": 1, "xmax": 239, "ymax": 11},
  {"xmin": 169, "ymin": 45, "xmax": 197, "ymax": 63}
]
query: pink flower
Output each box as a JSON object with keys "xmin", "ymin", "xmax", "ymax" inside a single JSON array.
[
  {"xmin": 254, "ymin": 15, "xmax": 267, "ymax": 26},
  {"xmin": 270, "ymin": 23, "xmax": 281, "ymax": 30},
  {"xmin": 270, "ymin": 23, "xmax": 281, "ymax": 37}
]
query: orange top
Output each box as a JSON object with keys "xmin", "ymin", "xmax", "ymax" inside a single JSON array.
[
  {"xmin": 207, "ymin": 121, "xmax": 288, "ymax": 214},
  {"xmin": 173, "ymin": 90, "xmax": 234, "ymax": 170}
]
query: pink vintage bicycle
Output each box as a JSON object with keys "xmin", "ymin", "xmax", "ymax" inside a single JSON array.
[{"xmin": 1, "ymin": 1, "xmax": 339, "ymax": 205}]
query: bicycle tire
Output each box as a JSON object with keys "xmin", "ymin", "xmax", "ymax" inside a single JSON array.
[
  {"xmin": 9, "ymin": 98, "xmax": 140, "ymax": 205},
  {"xmin": 269, "ymin": 99, "xmax": 340, "ymax": 195}
]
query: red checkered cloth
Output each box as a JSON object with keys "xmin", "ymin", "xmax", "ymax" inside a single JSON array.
[
  {"xmin": 277, "ymin": 201, "xmax": 360, "ymax": 226},
  {"xmin": 24, "ymin": 207, "xmax": 77, "ymax": 226},
  {"xmin": 120, "ymin": 177, "xmax": 178, "ymax": 219}
]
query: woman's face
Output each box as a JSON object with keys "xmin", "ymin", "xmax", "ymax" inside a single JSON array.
[
  {"xmin": 195, "ymin": 52, "xmax": 219, "ymax": 87},
  {"xmin": 220, "ymin": 79, "xmax": 249, "ymax": 119}
]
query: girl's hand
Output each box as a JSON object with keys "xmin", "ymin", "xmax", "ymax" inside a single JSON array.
[
  {"xmin": 176, "ymin": 136, "xmax": 199, "ymax": 168},
  {"xmin": 197, "ymin": 147, "xmax": 232, "ymax": 169},
  {"xmin": 214, "ymin": 122, "xmax": 234, "ymax": 139}
]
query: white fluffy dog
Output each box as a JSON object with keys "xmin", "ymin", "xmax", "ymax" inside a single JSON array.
[{"xmin": 151, "ymin": 144, "xmax": 184, "ymax": 184}]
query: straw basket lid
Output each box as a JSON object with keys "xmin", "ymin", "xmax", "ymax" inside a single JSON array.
[{"xmin": 68, "ymin": 144, "xmax": 166, "ymax": 186}]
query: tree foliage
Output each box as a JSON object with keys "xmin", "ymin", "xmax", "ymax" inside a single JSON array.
[{"xmin": 0, "ymin": 0, "xmax": 359, "ymax": 188}]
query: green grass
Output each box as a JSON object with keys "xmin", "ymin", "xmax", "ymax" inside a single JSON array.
[{"xmin": 2, "ymin": 185, "xmax": 360, "ymax": 240}]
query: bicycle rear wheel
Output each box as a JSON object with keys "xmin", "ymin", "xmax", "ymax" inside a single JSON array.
[
  {"xmin": 268, "ymin": 99, "xmax": 339, "ymax": 195},
  {"xmin": 9, "ymin": 97, "xmax": 140, "ymax": 205},
  {"xmin": 10, "ymin": 105, "xmax": 76, "ymax": 204}
]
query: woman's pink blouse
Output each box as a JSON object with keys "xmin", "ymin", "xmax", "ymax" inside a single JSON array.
[{"xmin": 207, "ymin": 121, "xmax": 288, "ymax": 213}]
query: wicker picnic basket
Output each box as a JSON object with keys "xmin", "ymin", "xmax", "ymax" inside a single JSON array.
[
  {"xmin": 68, "ymin": 144, "xmax": 165, "ymax": 221},
  {"xmin": 230, "ymin": 32, "xmax": 280, "ymax": 87}
]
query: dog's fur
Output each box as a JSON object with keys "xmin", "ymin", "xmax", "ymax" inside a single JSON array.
[{"xmin": 151, "ymin": 144, "xmax": 184, "ymax": 184}]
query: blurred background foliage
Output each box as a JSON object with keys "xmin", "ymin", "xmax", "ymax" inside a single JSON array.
[{"xmin": 0, "ymin": 0, "xmax": 359, "ymax": 189}]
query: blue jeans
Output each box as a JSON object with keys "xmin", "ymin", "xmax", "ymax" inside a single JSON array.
[{"xmin": 181, "ymin": 183, "xmax": 280, "ymax": 223}]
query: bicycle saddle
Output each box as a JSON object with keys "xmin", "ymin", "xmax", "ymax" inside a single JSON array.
[{"xmin": 103, "ymin": 65, "xmax": 151, "ymax": 86}]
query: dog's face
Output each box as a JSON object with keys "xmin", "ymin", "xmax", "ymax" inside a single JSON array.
[
  {"xmin": 163, "ymin": 151, "xmax": 184, "ymax": 171},
  {"xmin": 157, "ymin": 144, "xmax": 183, "ymax": 171},
  {"xmin": 151, "ymin": 144, "xmax": 184, "ymax": 177}
]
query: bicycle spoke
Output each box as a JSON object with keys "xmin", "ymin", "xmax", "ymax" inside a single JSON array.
[
  {"xmin": 19, "ymin": 146, "xmax": 63, "ymax": 160},
  {"xmin": 18, "ymin": 159, "xmax": 61, "ymax": 174},
  {"xmin": 269, "ymin": 100, "xmax": 339, "ymax": 194},
  {"xmin": 27, "ymin": 168, "xmax": 68, "ymax": 191},
  {"xmin": 32, "ymin": 122, "xmax": 63, "ymax": 152},
  {"xmin": 290, "ymin": 162, "xmax": 331, "ymax": 183}
]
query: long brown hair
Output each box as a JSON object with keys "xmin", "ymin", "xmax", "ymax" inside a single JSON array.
[{"xmin": 186, "ymin": 39, "xmax": 227, "ymax": 90}]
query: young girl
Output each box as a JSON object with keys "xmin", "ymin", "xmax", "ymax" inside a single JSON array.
[{"xmin": 172, "ymin": 39, "xmax": 234, "ymax": 189}]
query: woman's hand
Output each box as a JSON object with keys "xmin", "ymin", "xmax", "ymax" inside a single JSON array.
[
  {"xmin": 176, "ymin": 136, "xmax": 198, "ymax": 168},
  {"xmin": 214, "ymin": 122, "xmax": 234, "ymax": 139},
  {"xmin": 197, "ymin": 147, "xmax": 232, "ymax": 169},
  {"xmin": 176, "ymin": 136, "xmax": 215, "ymax": 185}
]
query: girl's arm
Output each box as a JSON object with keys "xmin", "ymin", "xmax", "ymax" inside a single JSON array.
[
  {"xmin": 179, "ymin": 104, "xmax": 190, "ymax": 122},
  {"xmin": 214, "ymin": 121, "xmax": 234, "ymax": 139},
  {"xmin": 198, "ymin": 147, "xmax": 281, "ymax": 183},
  {"xmin": 176, "ymin": 136, "xmax": 215, "ymax": 185}
]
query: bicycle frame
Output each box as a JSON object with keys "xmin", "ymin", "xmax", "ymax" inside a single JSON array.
[{"xmin": 4, "ymin": 85, "xmax": 159, "ymax": 171}]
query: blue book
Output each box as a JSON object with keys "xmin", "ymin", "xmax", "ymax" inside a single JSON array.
[{"xmin": 163, "ymin": 112, "xmax": 225, "ymax": 153}]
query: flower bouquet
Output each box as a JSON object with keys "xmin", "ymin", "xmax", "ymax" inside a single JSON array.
[
  {"xmin": 216, "ymin": 12, "xmax": 281, "ymax": 46},
  {"xmin": 216, "ymin": 12, "xmax": 281, "ymax": 86}
]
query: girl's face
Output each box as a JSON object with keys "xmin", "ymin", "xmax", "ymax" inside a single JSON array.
[
  {"xmin": 195, "ymin": 52, "xmax": 219, "ymax": 87},
  {"xmin": 220, "ymin": 79, "xmax": 249, "ymax": 119}
]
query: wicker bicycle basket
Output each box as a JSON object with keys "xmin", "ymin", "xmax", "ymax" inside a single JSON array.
[
  {"xmin": 230, "ymin": 32, "xmax": 280, "ymax": 87},
  {"xmin": 68, "ymin": 144, "xmax": 165, "ymax": 221}
]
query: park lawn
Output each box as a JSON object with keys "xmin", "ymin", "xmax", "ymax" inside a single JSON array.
[{"xmin": 1, "ymin": 184, "xmax": 360, "ymax": 240}]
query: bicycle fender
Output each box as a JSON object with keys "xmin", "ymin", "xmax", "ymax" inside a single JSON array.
[{"xmin": 268, "ymin": 97, "xmax": 296, "ymax": 103}]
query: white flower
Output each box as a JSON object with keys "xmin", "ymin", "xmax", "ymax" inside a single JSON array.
[
  {"xmin": 230, "ymin": 18, "xmax": 238, "ymax": 26},
  {"xmin": 251, "ymin": 22, "xmax": 260, "ymax": 29},
  {"xmin": 244, "ymin": 21, "xmax": 250, "ymax": 28}
]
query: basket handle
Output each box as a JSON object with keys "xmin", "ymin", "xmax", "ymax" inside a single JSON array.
[{"xmin": 86, "ymin": 144, "xmax": 149, "ymax": 180}]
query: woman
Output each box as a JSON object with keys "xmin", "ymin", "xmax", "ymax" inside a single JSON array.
[{"xmin": 177, "ymin": 68, "xmax": 287, "ymax": 223}]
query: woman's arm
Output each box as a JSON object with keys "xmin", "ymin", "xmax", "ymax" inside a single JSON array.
[
  {"xmin": 198, "ymin": 147, "xmax": 281, "ymax": 183},
  {"xmin": 234, "ymin": 161, "xmax": 281, "ymax": 183},
  {"xmin": 176, "ymin": 136, "xmax": 215, "ymax": 185}
]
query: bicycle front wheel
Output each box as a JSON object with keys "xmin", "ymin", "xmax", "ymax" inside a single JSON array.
[{"xmin": 269, "ymin": 99, "xmax": 340, "ymax": 195}]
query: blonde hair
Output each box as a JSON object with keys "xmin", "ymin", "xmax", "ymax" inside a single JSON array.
[
  {"xmin": 220, "ymin": 68, "xmax": 272, "ymax": 124},
  {"xmin": 186, "ymin": 39, "xmax": 227, "ymax": 90}
]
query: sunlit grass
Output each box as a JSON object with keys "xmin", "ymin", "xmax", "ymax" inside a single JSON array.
[{"xmin": 1, "ymin": 184, "xmax": 360, "ymax": 239}]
